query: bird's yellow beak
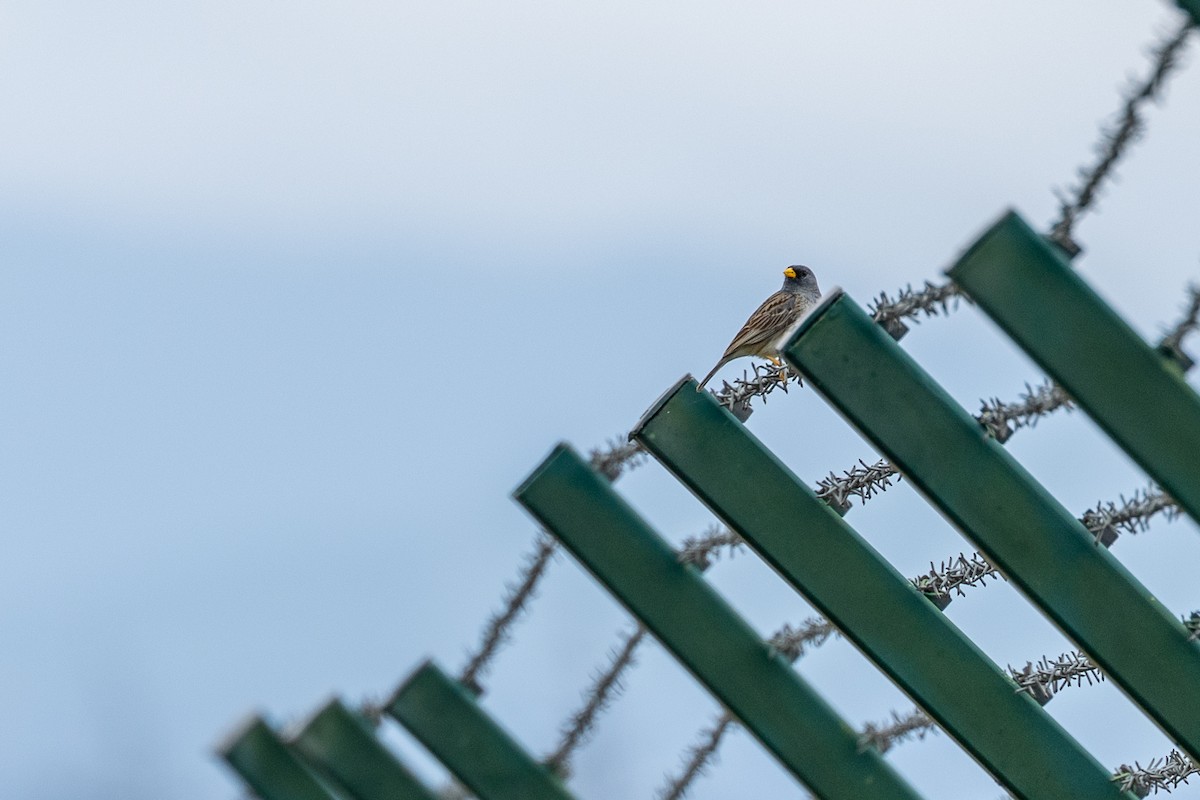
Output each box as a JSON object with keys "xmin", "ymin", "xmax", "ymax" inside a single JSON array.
[{"xmin": 783, "ymin": 267, "xmax": 797, "ymax": 279}]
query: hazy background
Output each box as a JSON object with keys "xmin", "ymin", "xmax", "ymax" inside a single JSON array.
[{"xmin": 2, "ymin": 2, "xmax": 1199, "ymax": 798}]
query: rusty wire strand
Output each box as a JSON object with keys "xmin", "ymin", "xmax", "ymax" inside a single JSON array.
[
  {"xmin": 656, "ymin": 616, "xmax": 836, "ymax": 800},
  {"xmin": 458, "ymin": 533, "xmax": 560, "ymax": 692},
  {"xmin": 458, "ymin": 440, "xmax": 646, "ymax": 691},
  {"xmin": 1048, "ymin": 16, "xmax": 1196, "ymax": 251},
  {"xmin": 677, "ymin": 526, "xmax": 745, "ymax": 570},
  {"xmin": 657, "ymin": 711, "xmax": 738, "ymax": 800},
  {"xmin": 767, "ymin": 615, "xmax": 840, "ymax": 661},
  {"xmin": 545, "ymin": 625, "xmax": 648, "ymax": 777},
  {"xmin": 859, "ymin": 707, "xmax": 939, "ymax": 754}
]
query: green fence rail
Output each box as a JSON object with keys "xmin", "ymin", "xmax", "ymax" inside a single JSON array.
[
  {"xmin": 781, "ymin": 289, "xmax": 1200, "ymax": 765},
  {"xmin": 515, "ymin": 444, "xmax": 923, "ymax": 800},
  {"xmin": 218, "ymin": 716, "xmax": 339, "ymax": 800},
  {"xmin": 387, "ymin": 661, "xmax": 576, "ymax": 800},
  {"xmin": 1178, "ymin": 0, "xmax": 1199, "ymax": 25},
  {"xmin": 291, "ymin": 698, "xmax": 438, "ymax": 800},
  {"xmin": 948, "ymin": 210, "xmax": 1200, "ymax": 528},
  {"xmin": 631, "ymin": 378, "xmax": 1132, "ymax": 800}
]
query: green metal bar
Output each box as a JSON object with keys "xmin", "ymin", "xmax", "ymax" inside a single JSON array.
[
  {"xmin": 386, "ymin": 661, "xmax": 575, "ymax": 800},
  {"xmin": 1177, "ymin": 1, "xmax": 1199, "ymax": 26},
  {"xmin": 291, "ymin": 698, "xmax": 439, "ymax": 800},
  {"xmin": 781, "ymin": 290, "xmax": 1200, "ymax": 765},
  {"xmin": 515, "ymin": 445, "xmax": 923, "ymax": 800},
  {"xmin": 630, "ymin": 378, "xmax": 1131, "ymax": 800},
  {"xmin": 218, "ymin": 715, "xmax": 340, "ymax": 800},
  {"xmin": 948, "ymin": 210, "xmax": 1200, "ymax": 528}
]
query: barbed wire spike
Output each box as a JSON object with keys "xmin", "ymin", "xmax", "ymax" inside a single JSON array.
[
  {"xmin": 657, "ymin": 711, "xmax": 739, "ymax": 800},
  {"xmin": 1113, "ymin": 749, "xmax": 1197, "ymax": 796},
  {"xmin": 1157, "ymin": 283, "xmax": 1200, "ymax": 371},
  {"xmin": 544, "ymin": 625, "xmax": 647, "ymax": 778},
  {"xmin": 458, "ymin": 533, "xmax": 559, "ymax": 694},
  {"xmin": 1048, "ymin": 17, "xmax": 1196, "ymax": 252}
]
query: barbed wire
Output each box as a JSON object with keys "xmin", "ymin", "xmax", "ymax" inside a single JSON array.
[
  {"xmin": 590, "ymin": 438, "xmax": 649, "ymax": 482},
  {"xmin": 977, "ymin": 380, "xmax": 1074, "ymax": 443},
  {"xmin": 767, "ymin": 615, "xmax": 840, "ymax": 661},
  {"xmin": 862, "ymin": 709, "xmax": 1200, "ymax": 796},
  {"xmin": 858, "ymin": 707, "xmax": 939, "ymax": 754},
  {"xmin": 458, "ymin": 440, "xmax": 647, "ymax": 692},
  {"xmin": 1114, "ymin": 749, "xmax": 1198, "ymax": 796},
  {"xmin": 1009, "ymin": 650, "xmax": 1103, "ymax": 702},
  {"xmin": 677, "ymin": 526, "xmax": 745, "ymax": 570},
  {"xmin": 858, "ymin": 608, "xmax": 1200, "ymax": 767},
  {"xmin": 1080, "ymin": 485, "xmax": 1179, "ymax": 540},
  {"xmin": 1048, "ymin": 16, "xmax": 1196, "ymax": 254},
  {"xmin": 813, "ymin": 458, "xmax": 901, "ymax": 512},
  {"xmin": 545, "ymin": 625, "xmax": 647, "ymax": 777},
  {"xmin": 910, "ymin": 552, "xmax": 1002, "ymax": 601},
  {"xmin": 1158, "ymin": 284, "xmax": 1200, "ymax": 370},
  {"xmin": 1186, "ymin": 611, "xmax": 1200, "ymax": 642},
  {"xmin": 869, "ymin": 280, "xmax": 968, "ymax": 340},
  {"xmin": 458, "ymin": 532, "xmax": 559, "ymax": 693},
  {"xmin": 651, "ymin": 486, "xmax": 1184, "ymax": 798},
  {"xmin": 657, "ymin": 711, "xmax": 738, "ymax": 800}
]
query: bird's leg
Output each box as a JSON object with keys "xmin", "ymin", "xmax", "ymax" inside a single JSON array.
[{"xmin": 767, "ymin": 355, "xmax": 788, "ymax": 385}]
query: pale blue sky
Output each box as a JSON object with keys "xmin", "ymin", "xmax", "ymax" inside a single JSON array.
[{"xmin": 2, "ymin": 2, "xmax": 1199, "ymax": 798}]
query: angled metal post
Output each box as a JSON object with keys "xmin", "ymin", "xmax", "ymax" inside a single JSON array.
[
  {"xmin": 386, "ymin": 661, "xmax": 575, "ymax": 800},
  {"xmin": 630, "ymin": 378, "xmax": 1132, "ymax": 800},
  {"xmin": 291, "ymin": 698, "xmax": 438, "ymax": 800},
  {"xmin": 218, "ymin": 715, "xmax": 339, "ymax": 800},
  {"xmin": 781, "ymin": 290, "xmax": 1200, "ymax": 765},
  {"xmin": 947, "ymin": 210, "xmax": 1200, "ymax": 527},
  {"xmin": 515, "ymin": 444, "xmax": 924, "ymax": 800}
]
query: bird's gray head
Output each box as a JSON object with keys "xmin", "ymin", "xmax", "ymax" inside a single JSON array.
[{"xmin": 781, "ymin": 265, "xmax": 821, "ymax": 300}]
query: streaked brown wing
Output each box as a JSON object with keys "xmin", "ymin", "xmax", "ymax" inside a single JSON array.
[{"xmin": 721, "ymin": 290, "xmax": 798, "ymax": 359}]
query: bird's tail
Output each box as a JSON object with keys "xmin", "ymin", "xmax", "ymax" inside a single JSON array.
[{"xmin": 697, "ymin": 361, "xmax": 725, "ymax": 391}]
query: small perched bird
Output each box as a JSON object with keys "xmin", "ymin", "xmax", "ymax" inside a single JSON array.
[{"xmin": 697, "ymin": 265, "xmax": 822, "ymax": 390}]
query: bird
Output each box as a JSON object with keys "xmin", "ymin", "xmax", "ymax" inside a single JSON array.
[{"xmin": 697, "ymin": 265, "xmax": 822, "ymax": 390}]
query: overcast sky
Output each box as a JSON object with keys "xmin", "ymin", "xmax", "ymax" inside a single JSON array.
[{"xmin": 2, "ymin": 2, "xmax": 1199, "ymax": 799}]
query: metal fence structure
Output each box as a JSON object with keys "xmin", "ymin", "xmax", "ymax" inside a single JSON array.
[{"xmin": 217, "ymin": 5, "xmax": 1200, "ymax": 799}]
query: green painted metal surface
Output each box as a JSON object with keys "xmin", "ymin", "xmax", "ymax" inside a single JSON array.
[
  {"xmin": 631, "ymin": 379, "xmax": 1132, "ymax": 800},
  {"xmin": 387, "ymin": 661, "xmax": 575, "ymax": 800},
  {"xmin": 781, "ymin": 290, "xmax": 1200, "ymax": 765},
  {"xmin": 218, "ymin": 715, "xmax": 339, "ymax": 800},
  {"xmin": 948, "ymin": 210, "xmax": 1200, "ymax": 527},
  {"xmin": 515, "ymin": 444, "xmax": 923, "ymax": 800},
  {"xmin": 1177, "ymin": 0, "xmax": 1199, "ymax": 25},
  {"xmin": 291, "ymin": 698, "xmax": 438, "ymax": 800}
]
